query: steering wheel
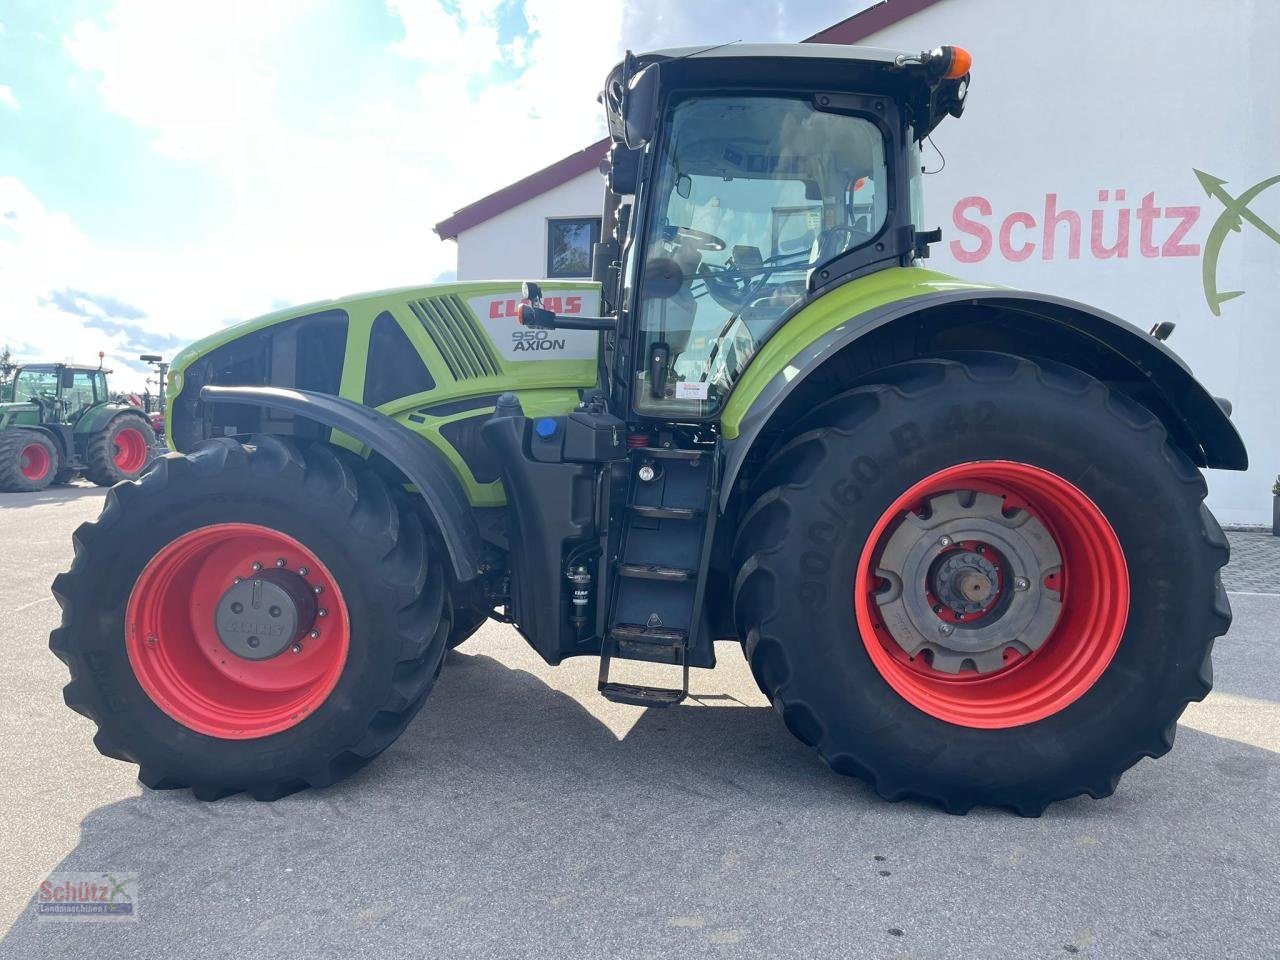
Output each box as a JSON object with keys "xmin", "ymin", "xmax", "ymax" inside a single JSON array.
[{"xmin": 663, "ymin": 225, "xmax": 726, "ymax": 252}]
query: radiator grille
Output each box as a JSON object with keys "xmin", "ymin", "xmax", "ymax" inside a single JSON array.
[{"xmin": 408, "ymin": 295, "xmax": 502, "ymax": 380}]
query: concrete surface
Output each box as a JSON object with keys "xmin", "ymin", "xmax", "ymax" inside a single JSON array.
[{"xmin": 0, "ymin": 483, "xmax": 1277, "ymax": 959}]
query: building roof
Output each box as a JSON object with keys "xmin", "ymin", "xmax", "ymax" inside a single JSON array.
[
  {"xmin": 433, "ymin": 139, "xmax": 611, "ymax": 240},
  {"xmin": 432, "ymin": 0, "xmax": 946, "ymax": 240}
]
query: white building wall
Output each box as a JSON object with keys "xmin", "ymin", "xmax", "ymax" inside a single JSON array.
[
  {"xmin": 861, "ymin": 0, "xmax": 1280, "ymax": 526},
  {"xmin": 455, "ymin": 172, "xmax": 604, "ymax": 282}
]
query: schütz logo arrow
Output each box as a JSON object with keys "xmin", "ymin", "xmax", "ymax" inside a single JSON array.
[{"xmin": 1195, "ymin": 168, "xmax": 1280, "ymax": 316}]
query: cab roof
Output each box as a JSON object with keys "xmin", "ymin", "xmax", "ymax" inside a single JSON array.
[
  {"xmin": 642, "ymin": 42, "xmax": 910, "ymax": 65},
  {"xmin": 15, "ymin": 363, "xmax": 103, "ymax": 373}
]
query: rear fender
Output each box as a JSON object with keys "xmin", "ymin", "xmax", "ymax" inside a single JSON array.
[
  {"xmin": 200, "ymin": 385, "xmax": 483, "ymax": 582},
  {"xmin": 720, "ymin": 289, "xmax": 1247, "ymax": 512},
  {"xmin": 73, "ymin": 401, "xmax": 138, "ymax": 435}
]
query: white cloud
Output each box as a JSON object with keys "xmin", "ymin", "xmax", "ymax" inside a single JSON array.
[
  {"xmin": 64, "ymin": 0, "xmax": 297, "ymax": 164},
  {"xmin": 0, "ymin": 85, "xmax": 18, "ymax": 109}
]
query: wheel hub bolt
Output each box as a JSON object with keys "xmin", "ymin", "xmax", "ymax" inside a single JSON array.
[
  {"xmin": 298, "ymin": 566, "xmax": 309, "ymax": 576},
  {"xmin": 938, "ymin": 622, "xmax": 955, "ymax": 636},
  {"xmin": 233, "ymin": 576, "xmax": 243, "ymax": 584},
  {"xmin": 313, "ymin": 585, "xmax": 323, "ymax": 594},
  {"xmin": 317, "ymin": 608, "xmax": 328, "ymax": 618},
  {"xmin": 1014, "ymin": 576, "xmax": 1031, "ymax": 592},
  {"xmin": 276, "ymin": 558, "xmax": 287, "ymax": 568},
  {"xmin": 291, "ymin": 643, "xmax": 303, "ymax": 654},
  {"xmin": 309, "ymin": 630, "xmax": 320, "ymax": 639},
  {"xmin": 938, "ymin": 535, "xmax": 953, "ymax": 548},
  {"xmin": 251, "ymin": 561, "xmax": 263, "ymax": 572}
]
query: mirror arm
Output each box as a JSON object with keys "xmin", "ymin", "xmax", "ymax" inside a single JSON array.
[{"xmin": 516, "ymin": 303, "xmax": 617, "ymax": 331}]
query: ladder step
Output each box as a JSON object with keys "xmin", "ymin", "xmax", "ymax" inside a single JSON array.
[
  {"xmin": 628, "ymin": 504, "xmax": 702, "ymax": 521},
  {"xmin": 611, "ymin": 623, "xmax": 688, "ymax": 645},
  {"xmin": 599, "ymin": 681, "xmax": 686, "ymax": 708},
  {"xmin": 631, "ymin": 446, "xmax": 706, "ymax": 461},
  {"xmin": 598, "ymin": 639, "xmax": 688, "ymax": 708},
  {"xmin": 617, "ymin": 563, "xmax": 694, "ymax": 582}
]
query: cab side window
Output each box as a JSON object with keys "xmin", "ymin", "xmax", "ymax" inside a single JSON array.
[{"xmin": 67, "ymin": 372, "xmax": 99, "ymax": 417}]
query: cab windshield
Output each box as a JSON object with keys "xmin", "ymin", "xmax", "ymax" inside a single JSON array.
[
  {"xmin": 14, "ymin": 368, "xmax": 59, "ymax": 404},
  {"xmin": 633, "ymin": 95, "xmax": 888, "ymax": 415}
]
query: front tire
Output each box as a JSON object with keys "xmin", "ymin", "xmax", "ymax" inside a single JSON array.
[
  {"xmin": 733, "ymin": 353, "xmax": 1231, "ymax": 815},
  {"xmin": 50, "ymin": 436, "xmax": 451, "ymax": 800}
]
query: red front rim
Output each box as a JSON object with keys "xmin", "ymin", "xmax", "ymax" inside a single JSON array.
[
  {"xmin": 113, "ymin": 427, "xmax": 149, "ymax": 473},
  {"xmin": 854, "ymin": 461, "xmax": 1129, "ymax": 729},
  {"xmin": 125, "ymin": 523, "xmax": 350, "ymax": 739},
  {"xmin": 19, "ymin": 443, "xmax": 51, "ymax": 481}
]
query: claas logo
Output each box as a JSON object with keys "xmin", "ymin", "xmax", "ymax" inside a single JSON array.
[{"xmin": 488, "ymin": 295, "xmax": 584, "ymax": 319}]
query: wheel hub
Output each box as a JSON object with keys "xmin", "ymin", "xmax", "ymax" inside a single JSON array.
[
  {"xmin": 214, "ymin": 570, "xmax": 318, "ymax": 661},
  {"xmin": 873, "ymin": 490, "xmax": 1063, "ymax": 675},
  {"xmin": 930, "ymin": 548, "xmax": 1001, "ymax": 615}
]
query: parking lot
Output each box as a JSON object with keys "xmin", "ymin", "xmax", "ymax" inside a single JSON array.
[{"xmin": 0, "ymin": 484, "xmax": 1276, "ymax": 960}]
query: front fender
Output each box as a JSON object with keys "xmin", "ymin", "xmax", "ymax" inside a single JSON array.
[
  {"xmin": 721, "ymin": 287, "xmax": 1247, "ymax": 511},
  {"xmin": 200, "ymin": 385, "xmax": 483, "ymax": 582}
]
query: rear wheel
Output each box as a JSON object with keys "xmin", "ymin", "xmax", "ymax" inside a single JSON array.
[
  {"xmin": 51, "ymin": 436, "xmax": 451, "ymax": 800},
  {"xmin": 733, "ymin": 353, "xmax": 1231, "ymax": 814},
  {"xmin": 0, "ymin": 430, "xmax": 58, "ymax": 492},
  {"xmin": 84, "ymin": 412, "xmax": 154, "ymax": 487}
]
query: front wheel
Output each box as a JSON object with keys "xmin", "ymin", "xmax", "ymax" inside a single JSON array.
[
  {"xmin": 50, "ymin": 437, "xmax": 451, "ymax": 800},
  {"xmin": 733, "ymin": 353, "xmax": 1231, "ymax": 815}
]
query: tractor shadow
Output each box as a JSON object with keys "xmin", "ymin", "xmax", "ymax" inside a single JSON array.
[{"xmin": 4, "ymin": 635, "xmax": 1278, "ymax": 960}]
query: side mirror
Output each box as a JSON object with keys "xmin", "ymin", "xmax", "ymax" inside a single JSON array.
[{"xmin": 622, "ymin": 64, "xmax": 660, "ymax": 149}]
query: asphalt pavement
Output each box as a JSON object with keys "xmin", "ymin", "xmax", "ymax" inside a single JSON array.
[{"xmin": 0, "ymin": 483, "xmax": 1276, "ymax": 959}]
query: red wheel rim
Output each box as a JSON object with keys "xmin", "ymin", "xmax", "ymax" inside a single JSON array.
[
  {"xmin": 19, "ymin": 443, "xmax": 51, "ymax": 481},
  {"xmin": 125, "ymin": 523, "xmax": 350, "ymax": 739},
  {"xmin": 854, "ymin": 461, "xmax": 1129, "ymax": 729},
  {"xmin": 113, "ymin": 426, "xmax": 149, "ymax": 473}
]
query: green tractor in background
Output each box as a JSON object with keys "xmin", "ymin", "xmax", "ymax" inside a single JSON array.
[
  {"xmin": 50, "ymin": 43, "xmax": 1245, "ymax": 814},
  {"xmin": 0, "ymin": 361, "xmax": 155, "ymax": 492}
]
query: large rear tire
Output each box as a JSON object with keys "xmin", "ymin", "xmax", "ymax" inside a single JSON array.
[
  {"xmin": 0, "ymin": 430, "xmax": 58, "ymax": 492},
  {"xmin": 732, "ymin": 353, "xmax": 1231, "ymax": 815},
  {"xmin": 50, "ymin": 436, "xmax": 451, "ymax": 800},
  {"xmin": 83, "ymin": 411, "xmax": 154, "ymax": 487}
]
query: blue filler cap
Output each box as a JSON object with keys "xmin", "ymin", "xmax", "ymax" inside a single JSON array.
[{"xmin": 534, "ymin": 417, "xmax": 559, "ymax": 440}]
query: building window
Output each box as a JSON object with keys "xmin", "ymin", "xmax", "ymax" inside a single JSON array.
[{"xmin": 546, "ymin": 217, "xmax": 601, "ymax": 278}]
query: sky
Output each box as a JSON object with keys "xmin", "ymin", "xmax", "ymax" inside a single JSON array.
[{"xmin": 0, "ymin": 0, "xmax": 867, "ymax": 389}]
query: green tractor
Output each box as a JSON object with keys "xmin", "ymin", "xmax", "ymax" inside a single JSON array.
[
  {"xmin": 0, "ymin": 361, "xmax": 155, "ymax": 492},
  {"xmin": 50, "ymin": 43, "xmax": 1244, "ymax": 814}
]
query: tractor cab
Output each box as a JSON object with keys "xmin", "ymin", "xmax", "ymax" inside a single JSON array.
[
  {"xmin": 592, "ymin": 43, "xmax": 969, "ymax": 419},
  {"xmin": 6, "ymin": 363, "xmax": 109, "ymax": 423}
]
